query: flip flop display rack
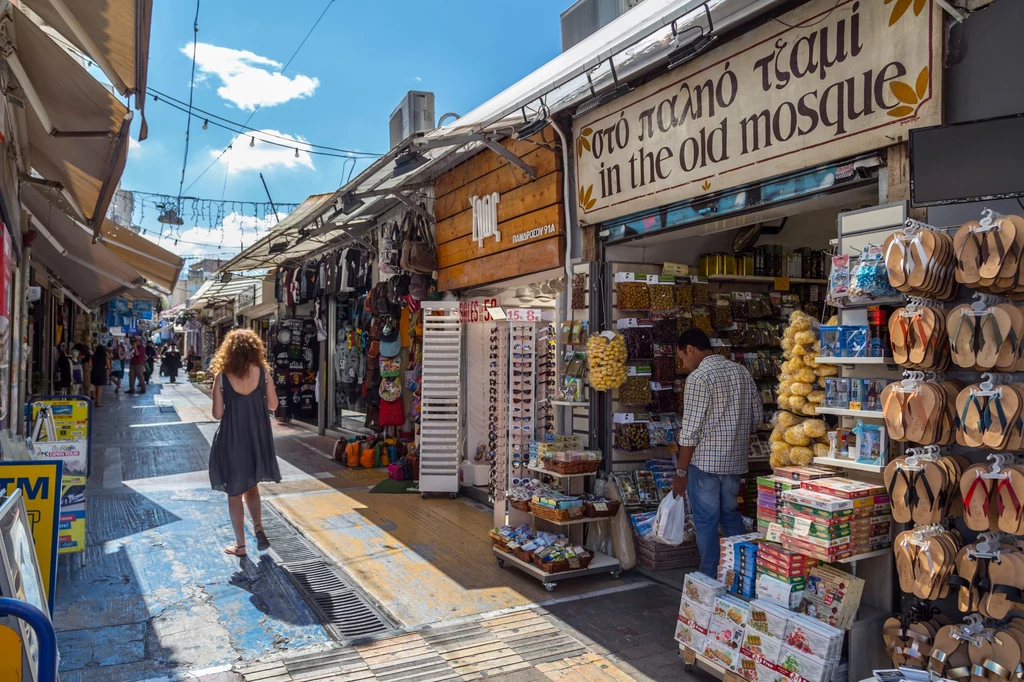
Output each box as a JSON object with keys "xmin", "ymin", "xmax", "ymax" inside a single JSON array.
[{"xmin": 833, "ymin": 211, "xmax": 1024, "ymax": 682}]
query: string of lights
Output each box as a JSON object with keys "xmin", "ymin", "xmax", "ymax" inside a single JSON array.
[{"xmin": 175, "ymin": 0, "xmax": 202, "ymax": 218}]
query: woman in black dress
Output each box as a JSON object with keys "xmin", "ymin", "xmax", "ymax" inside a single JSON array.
[
  {"xmin": 209, "ymin": 329, "xmax": 281, "ymax": 557},
  {"xmin": 162, "ymin": 345, "xmax": 183, "ymax": 383},
  {"xmin": 90, "ymin": 344, "xmax": 110, "ymax": 407}
]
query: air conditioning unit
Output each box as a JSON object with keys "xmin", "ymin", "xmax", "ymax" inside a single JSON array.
[
  {"xmin": 560, "ymin": 0, "xmax": 644, "ymax": 52},
  {"xmin": 389, "ymin": 91, "xmax": 435, "ymax": 149}
]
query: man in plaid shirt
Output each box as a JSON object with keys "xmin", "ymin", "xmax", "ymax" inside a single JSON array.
[{"xmin": 670, "ymin": 329, "xmax": 763, "ymax": 577}]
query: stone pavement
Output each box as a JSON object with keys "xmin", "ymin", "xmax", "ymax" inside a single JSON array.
[
  {"xmin": 47, "ymin": 373, "xmax": 707, "ymax": 682},
  {"xmin": 53, "ymin": 377, "xmax": 335, "ymax": 682}
]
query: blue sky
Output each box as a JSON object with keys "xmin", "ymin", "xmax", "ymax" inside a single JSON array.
[{"xmin": 124, "ymin": 0, "xmax": 565, "ymax": 259}]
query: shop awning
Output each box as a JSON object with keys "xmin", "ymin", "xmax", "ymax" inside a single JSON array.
[
  {"xmin": 217, "ymin": 192, "xmax": 351, "ymax": 272},
  {"xmin": 7, "ymin": 6, "xmax": 132, "ymax": 231},
  {"xmin": 23, "ymin": 184, "xmax": 144, "ymax": 307},
  {"xmin": 189, "ymin": 277, "xmax": 263, "ymax": 310},
  {"xmin": 124, "ymin": 284, "xmax": 163, "ymax": 303},
  {"xmin": 22, "ymin": 0, "xmax": 153, "ymax": 137},
  {"xmin": 99, "ymin": 221, "xmax": 184, "ymax": 292}
]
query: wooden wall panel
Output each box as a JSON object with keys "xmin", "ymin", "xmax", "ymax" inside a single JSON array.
[
  {"xmin": 435, "ymin": 204, "xmax": 563, "ymax": 268},
  {"xmin": 437, "ymin": 236, "xmax": 565, "ymax": 291},
  {"xmin": 433, "ymin": 148, "xmax": 559, "ymax": 224},
  {"xmin": 434, "ymin": 172, "xmax": 562, "ymax": 246},
  {"xmin": 433, "ymin": 129, "xmax": 559, "ymax": 200}
]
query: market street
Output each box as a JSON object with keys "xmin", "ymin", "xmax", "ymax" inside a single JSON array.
[{"xmin": 52, "ymin": 374, "xmax": 699, "ymax": 682}]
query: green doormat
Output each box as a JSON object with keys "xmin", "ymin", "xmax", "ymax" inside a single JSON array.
[{"xmin": 369, "ymin": 479, "xmax": 420, "ymax": 494}]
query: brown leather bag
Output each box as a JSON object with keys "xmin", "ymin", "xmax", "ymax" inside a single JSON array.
[{"xmin": 400, "ymin": 213, "xmax": 436, "ymax": 275}]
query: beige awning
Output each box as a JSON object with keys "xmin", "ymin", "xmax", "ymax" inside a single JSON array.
[
  {"xmin": 21, "ymin": 0, "xmax": 152, "ymax": 138},
  {"xmin": 7, "ymin": 7, "xmax": 132, "ymax": 230},
  {"xmin": 99, "ymin": 221, "xmax": 184, "ymax": 292},
  {"xmin": 23, "ymin": 184, "xmax": 143, "ymax": 307}
]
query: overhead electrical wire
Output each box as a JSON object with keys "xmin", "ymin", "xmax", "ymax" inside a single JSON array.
[
  {"xmin": 183, "ymin": 0, "xmax": 340, "ymax": 193},
  {"xmin": 147, "ymin": 93, "xmax": 379, "ymax": 160},
  {"xmin": 174, "ymin": 0, "xmax": 202, "ymax": 219}
]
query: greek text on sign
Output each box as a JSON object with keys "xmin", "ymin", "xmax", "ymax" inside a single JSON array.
[
  {"xmin": 512, "ymin": 224, "xmax": 556, "ymax": 245},
  {"xmin": 573, "ymin": 0, "xmax": 941, "ymax": 224},
  {"xmin": 470, "ymin": 192, "xmax": 501, "ymax": 247}
]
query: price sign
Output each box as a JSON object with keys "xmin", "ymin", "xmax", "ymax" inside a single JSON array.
[
  {"xmin": 505, "ymin": 308, "xmax": 543, "ymax": 322},
  {"xmin": 774, "ymin": 277, "xmax": 791, "ymax": 291},
  {"xmin": 765, "ymin": 523, "xmax": 783, "ymax": 543},
  {"xmin": 593, "ymin": 502, "xmax": 608, "ymax": 512},
  {"xmin": 663, "ymin": 263, "xmax": 689, "ymax": 277},
  {"xmin": 568, "ymin": 557, "xmax": 581, "ymax": 569},
  {"xmin": 507, "ymin": 541, "xmax": 520, "ymax": 550},
  {"xmin": 568, "ymin": 506, "xmax": 583, "ymax": 518},
  {"xmin": 792, "ymin": 517, "xmax": 813, "ymax": 537}
]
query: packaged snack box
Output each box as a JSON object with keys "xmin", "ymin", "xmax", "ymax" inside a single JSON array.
[
  {"xmin": 683, "ymin": 572, "xmax": 726, "ymax": 609},
  {"xmin": 679, "ymin": 596, "xmax": 714, "ymax": 630},
  {"xmin": 737, "ymin": 655, "xmax": 760, "ymax": 682},
  {"xmin": 778, "ymin": 646, "xmax": 831, "ymax": 682},
  {"xmin": 800, "ymin": 565, "xmax": 865, "ymax": 630},
  {"xmin": 801, "ymin": 477, "xmax": 886, "ymax": 499},
  {"xmin": 782, "ymin": 490, "xmax": 875, "ymax": 514},
  {"xmin": 747, "ymin": 600, "xmax": 792, "ymax": 640},
  {"xmin": 742, "ymin": 631, "xmax": 783, "ymax": 663},
  {"xmin": 756, "ymin": 660, "xmax": 793, "ymax": 682},
  {"xmin": 674, "ymin": 615, "xmax": 710, "ymax": 650},
  {"xmin": 704, "ymin": 615, "xmax": 747, "ymax": 671},
  {"xmin": 757, "ymin": 564, "xmax": 809, "ymax": 587},
  {"xmin": 783, "ymin": 613, "xmax": 844, "ymax": 662},
  {"xmin": 713, "ymin": 595, "xmax": 752, "ymax": 626},
  {"xmin": 772, "ymin": 467, "xmax": 837, "ymax": 481}
]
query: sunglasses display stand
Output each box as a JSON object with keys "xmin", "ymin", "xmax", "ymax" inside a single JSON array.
[{"xmin": 507, "ymin": 322, "xmax": 538, "ymax": 504}]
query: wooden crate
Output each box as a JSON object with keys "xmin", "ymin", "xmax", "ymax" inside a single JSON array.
[{"xmin": 634, "ymin": 533, "xmax": 700, "ymax": 570}]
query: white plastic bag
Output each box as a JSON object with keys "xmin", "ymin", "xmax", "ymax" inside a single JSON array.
[{"xmin": 653, "ymin": 493, "xmax": 687, "ymax": 546}]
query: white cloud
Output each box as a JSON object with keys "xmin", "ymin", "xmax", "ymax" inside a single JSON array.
[
  {"xmin": 414, "ymin": 76, "xmax": 422, "ymax": 82},
  {"xmin": 184, "ymin": 42, "xmax": 319, "ymax": 110},
  {"xmin": 214, "ymin": 129, "xmax": 316, "ymax": 173},
  {"xmin": 147, "ymin": 210, "xmax": 285, "ymax": 257}
]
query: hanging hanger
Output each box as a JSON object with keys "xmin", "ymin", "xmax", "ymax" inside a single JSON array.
[{"xmin": 972, "ymin": 208, "xmax": 1007, "ymax": 234}]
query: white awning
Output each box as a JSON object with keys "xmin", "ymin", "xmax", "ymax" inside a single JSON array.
[
  {"xmin": 189, "ymin": 277, "xmax": 263, "ymax": 310},
  {"xmin": 24, "ymin": 184, "xmax": 144, "ymax": 307},
  {"xmin": 99, "ymin": 221, "xmax": 183, "ymax": 292},
  {"xmin": 22, "ymin": 0, "xmax": 153, "ymax": 137},
  {"xmin": 6, "ymin": 6, "xmax": 132, "ymax": 230}
]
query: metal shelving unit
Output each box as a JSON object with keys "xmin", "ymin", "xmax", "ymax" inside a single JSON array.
[{"xmin": 493, "ymin": 547, "xmax": 620, "ymax": 588}]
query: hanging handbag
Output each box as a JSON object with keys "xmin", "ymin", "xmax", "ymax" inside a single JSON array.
[
  {"xmin": 400, "ymin": 213, "xmax": 437, "ymax": 275},
  {"xmin": 379, "ymin": 397, "xmax": 405, "ymax": 427},
  {"xmin": 364, "ymin": 404, "xmax": 382, "ymax": 431},
  {"xmin": 409, "ymin": 273, "xmax": 432, "ymax": 301}
]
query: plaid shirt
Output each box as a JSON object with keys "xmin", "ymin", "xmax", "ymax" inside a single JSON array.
[{"xmin": 677, "ymin": 354, "xmax": 763, "ymax": 475}]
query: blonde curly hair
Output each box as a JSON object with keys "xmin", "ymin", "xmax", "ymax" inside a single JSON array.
[{"xmin": 209, "ymin": 329, "xmax": 269, "ymax": 378}]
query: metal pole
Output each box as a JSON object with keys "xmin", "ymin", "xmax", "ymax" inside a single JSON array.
[
  {"xmin": 18, "ymin": 229, "xmax": 33, "ymax": 431},
  {"xmin": 259, "ymin": 173, "xmax": 279, "ymax": 222},
  {"xmin": 0, "ymin": 597, "xmax": 59, "ymax": 682}
]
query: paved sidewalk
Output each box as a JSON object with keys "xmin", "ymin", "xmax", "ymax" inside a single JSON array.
[{"xmin": 53, "ymin": 378, "xmax": 334, "ymax": 682}]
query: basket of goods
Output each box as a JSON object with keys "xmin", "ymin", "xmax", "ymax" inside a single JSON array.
[
  {"xmin": 509, "ymin": 497, "xmax": 531, "ymax": 513},
  {"xmin": 529, "ymin": 493, "xmax": 585, "ymax": 523},
  {"xmin": 489, "ymin": 529, "xmax": 512, "ymax": 552},
  {"xmin": 531, "ymin": 544, "xmax": 594, "ymax": 574},
  {"xmin": 540, "ymin": 450, "xmax": 602, "ymax": 475},
  {"xmin": 512, "ymin": 545, "xmax": 534, "ymax": 563},
  {"xmin": 583, "ymin": 498, "xmax": 622, "ymax": 518}
]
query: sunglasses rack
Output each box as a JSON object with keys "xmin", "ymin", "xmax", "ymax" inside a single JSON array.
[
  {"xmin": 489, "ymin": 322, "xmax": 508, "ymax": 505},
  {"xmin": 508, "ymin": 323, "xmax": 538, "ymax": 502},
  {"xmin": 536, "ymin": 323, "xmax": 557, "ymax": 437}
]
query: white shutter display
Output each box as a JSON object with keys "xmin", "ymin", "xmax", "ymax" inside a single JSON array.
[{"xmin": 419, "ymin": 302, "xmax": 462, "ymax": 495}]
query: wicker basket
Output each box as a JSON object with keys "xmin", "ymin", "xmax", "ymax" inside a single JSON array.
[
  {"xmin": 509, "ymin": 499, "xmax": 531, "ymax": 513},
  {"xmin": 512, "ymin": 547, "xmax": 534, "ymax": 563},
  {"xmin": 531, "ymin": 551, "xmax": 594, "ymax": 574},
  {"xmin": 540, "ymin": 459, "xmax": 601, "ymax": 475},
  {"xmin": 489, "ymin": 531, "xmax": 511, "ymax": 553},
  {"xmin": 583, "ymin": 500, "xmax": 622, "ymax": 518},
  {"xmin": 529, "ymin": 502, "xmax": 585, "ymax": 524}
]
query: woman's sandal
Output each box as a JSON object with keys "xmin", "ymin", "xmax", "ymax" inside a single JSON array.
[
  {"xmin": 225, "ymin": 543, "xmax": 247, "ymax": 557},
  {"xmin": 255, "ymin": 526, "xmax": 271, "ymax": 551}
]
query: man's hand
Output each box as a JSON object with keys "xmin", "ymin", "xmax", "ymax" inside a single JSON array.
[{"xmin": 672, "ymin": 474, "xmax": 687, "ymax": 498}]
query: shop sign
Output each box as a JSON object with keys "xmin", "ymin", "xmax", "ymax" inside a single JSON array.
[
  {"xmin": 433, "ymin": 134, "xmax": 565, "ymax": 291},
  {"xmin": 458, "ymin": 297, "xmax": 498, "ymax": 322},
  {"xmin": 471, "ymin": 192, "xmax": 501, "ymax": 247},
  {"xmin": 574, "ymin": 0, "xmax": 942, "ymax": 225},
  {"xmin": 0, "ymin": 461, "xmax": 62, "ymax": 612}
]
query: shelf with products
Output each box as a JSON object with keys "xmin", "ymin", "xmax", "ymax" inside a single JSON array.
[
  {"xmin": 493, "ymin": 547, "xmax": 621, "ymax": 588},
  {"xmin": 706, "ymin": 275, "xmax": 829, "ymax": 285},
  {"xmin": 813, "ymin": 356, "xmax": 895, "ymax": 365},
  {"xmin": 811, "ymin": 457, "xmax": 886, "ymax": 473},
  {"xmin": 814, "ymin": 407, "xmax": 885, "ymax": 419}
]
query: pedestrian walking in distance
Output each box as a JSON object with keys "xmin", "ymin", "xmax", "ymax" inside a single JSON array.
[
  {"xmin": 126, "ymin": 337, "xmax": 147, "ymax": 394},
  {"xmin": 670, "ymin": 328, "xmax": 763, "ymax": 577},
  {"xmin": 209, "ymin": 329, "xmax": 281, "ymax": 557},
  {"xmin": 162, "ymin": 344, "xmax": 183, "ymax": 383},
  {"xmin": 91, "ymin": 343, "xmax": 111, "ymax": 407}
]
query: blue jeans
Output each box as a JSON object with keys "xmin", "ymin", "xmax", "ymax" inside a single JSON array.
[{"xmin": 687, "ymin": 464, "xmax": 746, "ymax": 578}]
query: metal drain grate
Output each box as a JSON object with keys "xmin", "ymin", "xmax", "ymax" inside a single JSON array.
[{"xmin": 255, "ymin": 508, "xmax": 395, "ymax": 642}]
